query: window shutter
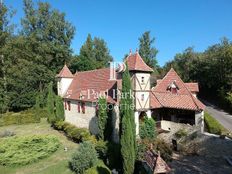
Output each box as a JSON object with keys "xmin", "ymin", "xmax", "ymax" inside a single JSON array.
[
  {"xmin": 77, "ymin": 102, "xmax": 80, "ymax": 113},
  {"xmin": 82, "ymin": 102, "xmax": 85, "ymax": 114},
  {"xmin": 67, "ymin": 101, "xmax": 71, "ymax": 111}
]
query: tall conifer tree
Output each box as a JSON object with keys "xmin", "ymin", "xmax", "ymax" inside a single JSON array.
[
  {"xmin": 97, "ymin": 97, "xmax": 108, "ymax": 140},
  {"xmin": 120, "ymin": 64, "xmax": 136, "ymax": 174}
]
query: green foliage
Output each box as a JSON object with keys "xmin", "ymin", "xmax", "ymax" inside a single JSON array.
[
  {"xmin": 0, "ymin": 0, "xmax": 75, "ymax": 112},
  {"xmin": 0, "ymin": 110, "xmax": 40, "ymax": 126},
  {"xmin": 84, "ymin": 160, "xmax": 111, "ymax": 174},
  {"xmin": 0, "ymin": 135, "xmax": 60, "ymax": 166},
  {"xmin": 175, "ymin": 128, "xmax": 188, "ymax": 139},
  {"xmin": 204, "ymin": 112, "xmax": 225, "ymax": 135},
  {"xmin": 162, "ymin": 39, "xmax": 232, "ymax": 112},
  {"xmin": 97, "ymin": 97, "xmax": 108, "ymax": 140},
  {"xmin": 46, "ymin": 82, "xmax": 56, "ymax": 123},
  {"xmin": 154, "ymin": 139, "xmax": 173, "ymax": 161},
  {"xmin": 139, "ymin": 117, "xmax": 156, "ymax": 141},
  {"xmin": 138, "ymin": 31, "xmax": 158, "ymax": 69},
  {"xmin": 70, "ymin": 34, "xmax": 113, "ymax": 72},
  {"xmin": 69, "ymin": 141, "xmax": 98, "ymax": 174},
  {"xmin": 53, "ymin": 121, "xmax": 91, "ymax": 143},
  {"xmin": 94, "ymin": 140, "xmax": 108, "ymax": 161},
  {"xmin": 137, "ymin": 139, "xmax": 173, "ymax": 162},
  {"xmin": 55, "ymin": 96, "xmax": 64, "ymax": 121},
  {"xmin": 120, "ymin": 64, "xmax": 136, "ymax": 174}
]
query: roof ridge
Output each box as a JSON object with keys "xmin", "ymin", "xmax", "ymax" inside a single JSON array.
[{"xmin": 75, "ymin": 67, "xmax": 110, "ymax": 74}]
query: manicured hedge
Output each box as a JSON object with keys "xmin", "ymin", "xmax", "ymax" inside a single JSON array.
[
  {"xmin": 204, "ymin": 112, "xmax": 225, "ymax": 135},
  {"xmin": 0, "ymin": 110, "xmax": 40, "ymax": 126},
  {"xmin": 0, "ymin": 135, "xmax": 60, "ymax": 166},
  {"xmin": 53, "ymin": 121, "xmax": 92, "ymax": 143}
]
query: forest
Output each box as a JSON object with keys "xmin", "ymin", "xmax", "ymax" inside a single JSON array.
[{"xmin": 0, "ymin": 0, "xmax": 231, "ymax": 113}]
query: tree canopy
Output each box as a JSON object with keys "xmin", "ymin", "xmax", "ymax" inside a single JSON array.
[
  {"xmin": 162, "ymin": 38, "xmax": 232, "ymax": 112},
  {"xmin": 138, "ymin": 31, "xmax": 158, "ymax": 69},
  {"xmin": 70, "ymin": 34, "xmax": 113, "ymax": 72}
]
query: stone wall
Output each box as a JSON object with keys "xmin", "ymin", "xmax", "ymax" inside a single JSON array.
[
  {"xmin": 64, "ymin": 100, "xmax": 99, "ymax": 135},
  {"xmin": 64, "ymin": 99, "xmax": 120, "ymax": 142}
]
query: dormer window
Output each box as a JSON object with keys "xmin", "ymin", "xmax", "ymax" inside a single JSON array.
[{"xmin": 167, "ymin": 81, "xmax": 179, "ymax": 94}]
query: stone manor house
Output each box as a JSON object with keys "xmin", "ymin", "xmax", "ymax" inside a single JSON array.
[{"xmin": 56, "ymin": 51, "xmax": 205, "ymax": 142}]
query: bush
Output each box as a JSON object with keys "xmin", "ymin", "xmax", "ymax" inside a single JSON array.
[
  {"xmin": 84, "ymin": 160, "xmax": 111, "ymax": 174},
  {"xmin": 69, "ymin": 141, "xmax": 98, "ymax": 174},
  {"xmin": 53, "ymin": 120, "xmax": 65, "ymax": 130},
  {"xmin": 139, "ymin": 117, "xmax": 156, "ymax": 141},
  {"xmin": 94, "ymin": 140, "xmax": 108, "ymax": 161},
  {"xmin": 137, "ymin": 139, "xmax": 173, "ymax": 162},
  {"xmin": 0, "ymin": 110, "xmax": 40, "ymax": 127},
  {"xmin": 204, "ymin": 112, "xmax": 225, "ymax": 135},
  {"xmin": 35, "ymin": 108, "xmax": 48, "ymax": 118},
  {"xmin": 0, "ymin": 135, "xmax": 60, "ymax": 166},
  {"xmin": 153, "ymin": 139, "xmax": 173, "ymax": 161},
  {"xmin": 53, "ymin": 121, "xmax": 91, "ymax": 143},
  {"xmin": 175, "ymin": 128, "xmax": 188, "ymax": 139}
]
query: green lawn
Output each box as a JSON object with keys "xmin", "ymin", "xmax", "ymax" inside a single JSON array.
[{"xmin": 0, "ymin": 118, "xmax": 77, "ymax": 174}]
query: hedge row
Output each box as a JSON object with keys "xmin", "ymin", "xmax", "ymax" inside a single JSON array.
[
  {"xmin": 0, "ymin": 110, "xmax": 40, "ymax": 126},
  {"xmin": 204, "ymin": 112, "xmax": 225, "ymax": 135},
  {"xmin": 53, "ymin": 121, "xmax": 94, "ymax": 143}
]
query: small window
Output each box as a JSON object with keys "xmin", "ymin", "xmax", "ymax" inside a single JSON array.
[
  {"xmin": 77, "ymin": 102, "xmax": 80, "ymax": 113},
  {"xmin": 171, "ymin": 88, "xmax": 178, "ymax": 94},
  {"xmin": 81, "ymin": 102, "xmax": 85, "ymax": 114},
  {"xmin": 141, "ymin": 77, "xmax": 144, "ymax": 83},
  {"xmin": 141, "ymin": 94, "xmax": 145, "ymax": 101},
  {"xmin": 67, "ymin": 101, "xmax": 71, "ymax": 111},
  {"xmin": 64, "ymin": 101, "xmax": 67, "ymax": 110}
]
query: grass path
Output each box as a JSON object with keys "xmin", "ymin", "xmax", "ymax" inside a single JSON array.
[{"xmin": 0, "ymin": 118, "xmax": 77, "ymax": 174}]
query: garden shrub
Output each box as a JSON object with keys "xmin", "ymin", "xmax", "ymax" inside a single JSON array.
[
  {"xmin": 53, "ymin": 121, "xmax": 91, "ymax": 143},
  {"xmin": 84, "ymin": 160, "xmax": 111, "ymax": 174},
  {"xmin": 137, "ymin": 138, "xmax": 173, "ymax": 162},
  {"xmin": 69, "ymin": 141, "xmax": 98, "ymax": 174},
  {"xmin": 94, "ymin": 140, "xmax": 108, "ymax": 161},
  {"xmin": 175, "ymin": 128, "xmax": 188, "ymax": 139},
  {"xmin": 153, "ymin": 139, "xmax": 173, "ymax": 161},
  {"xmin": 0, "ymin": 110, "xmax": 40, "ymax": 127},
  {"xmin": 0, "ymin": 135, "xmax": 60, "ymax": 166},
  {"xmin": 204, "ymin": 112, "xmax": 225, "ymax": 135},
  {"xmin": 136, "ymin": 140, "xmax": 147, "ymax": 161},
  {"xmin": 53, "ymin": 120, "xmax": 65, "ymax": 130},
  {"xmin": 139, "ymin": 117, "xmax": 156, "ymax": 141}
]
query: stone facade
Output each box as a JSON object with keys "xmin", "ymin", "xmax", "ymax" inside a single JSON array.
[{"xmin": 64, "ymin": 99, "xmax": 99, "ymax": 135}]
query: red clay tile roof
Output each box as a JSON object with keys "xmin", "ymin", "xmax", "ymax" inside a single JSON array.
[
  {"xmin": 185, "ymin": 83, "xmax": 199, "ymax": 92},
  {"xmin": 151, "ymin": 92, "xmax": 204, "ymax": 110},
  {"xmin": 144, "ymin": 150, "xmax": 171, "ymax": 174},
  {"xmin": 64, "ymin": 68, "xmax": 118, "ymax": 104},
  {"xmin": 150, "ymin": 68, "xmax": 205, "ymax": 111},
  {"xmin": 126, "ymin": 52, "xmax": 153, "ymax": 72},
  {"xmin": 56, "ymin": 64, "xmax": 74, "ymax": 78},
  {"xmin": 150, "ymin": 92, "xmax": 162, "ymax": 109}
]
